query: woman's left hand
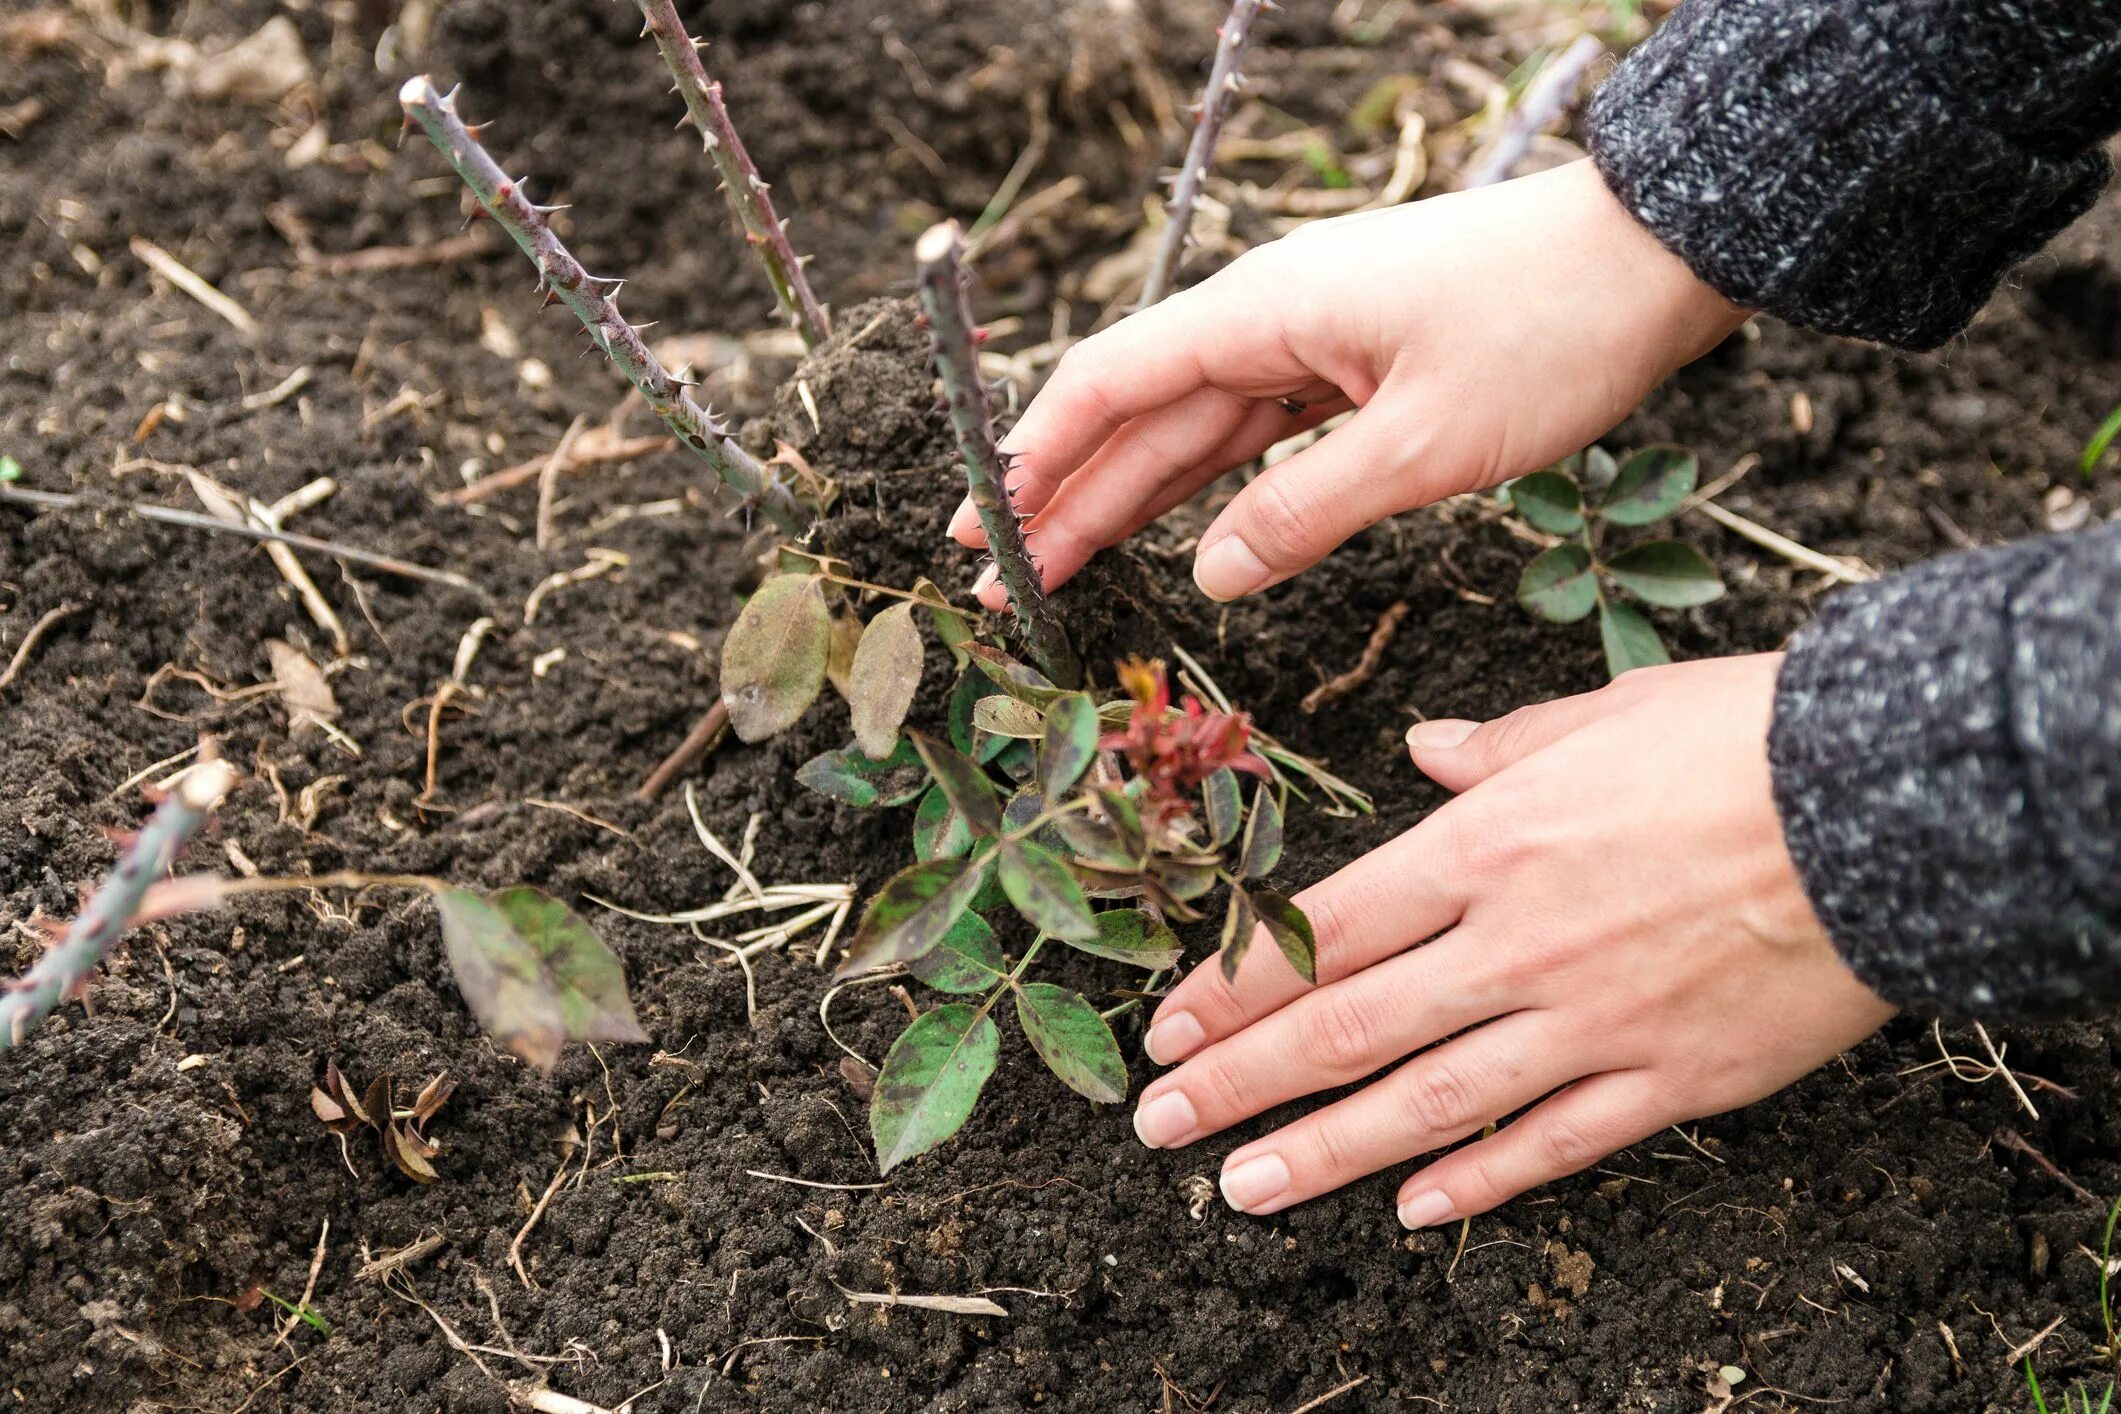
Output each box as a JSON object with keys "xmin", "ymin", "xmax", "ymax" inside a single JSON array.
[{"xmin": 1130, "ymin": 653, "xmax": 1896, "ymax": 1227}]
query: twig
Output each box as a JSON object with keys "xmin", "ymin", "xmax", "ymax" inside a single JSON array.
[
  {"xmin": 446, "ymin": 433, "xmax": 676, "ymax": 507},
  {"xmin": 1463, "ymin": 35, "xmax": 1604, "ymax": 188},
  {"xmin": 511, "ymin": 1141, "xmax": 579, "ymax": 1290},
  {"xmin": 185, "ymin": 471, "xmax": 350, "ymax": 657},
  {"xmin": 271, "ymin": 1219, "xmax": 329, "ymax": 1350},
  {"xmin": 1995, "ymin": 1128, "xmax": 2100, "ymax": 1207},
  {"xmin": 1301, "ymin": 599, "xmax": 1408, "ymax": 713},
  {"xmin": 2005, "ymin": 1313, "xmax": 2069, "ymax": 1366},
  {"xmin": 1289, "ymin": 1374, "xmax": 1370, "ymax": 1413},
  {"xmin": 1974, "ymin": 1021, "xmax": 2040, "ymax": 1120},
  {"xmin": 629, "ymin": 0, "xmax": 829, "ymax": 348},
  {"xmin": 1140, "ymin": 0, "xmax": 1269, "ymax": 307},
  {"xmin": 0, "ymin": 602, "xmax": 82, "ymax": 693},
  {"xmin": 685, "ymin": 783, "xmax": 765, "ymax": 904},
  {"xmin": 1691, "ymin": 499, "xmax": 1878, "ymax": 585},
  {"xmin": 634, "ymin": 700, "xmax": 729, "ymax": 802},
  {"xmin": 535, "ymin": 415, "xmax": 588, "ymax": 550},
  {"xmin": 304, "ymin": 231, "xmax": 494, "ymax": 277},
  {"xmin": 745, "ymin": 1169, "xmax": 886, "ymax": 1192},
  {"xmin": 0, "ymin": 754, "xmax": 240, "ymax": 1048},
  {"xmin": 915, "ymin": 221, "xmax": 1081, "ymax": 686},
  {"xmin": 399, "ymin": 77, "xmax": 808, "ymax": 535},
  {"xmin": 129, "ymin": 236, "xmax": 261, "ymax": 339},
  {"xmin": 357, "ymin": 1231, "xmax": 448, "ymax": 1282},
  {"xmin": 0, "ymin": 482, "xmax": 481, "ymax": 594},
  {"xmin": 832, "ymin": 1282, "xmax": 1007, "ymax": 1317}
]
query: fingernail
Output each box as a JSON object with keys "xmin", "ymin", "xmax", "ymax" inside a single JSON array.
[
  {"xmin": 1131, "ymin": 1090, "xmax": 1199, "ymax": 1149},
  {"xmin": 1406, "ymin": 719, "xmax": 1477, "ymax": 753},
  {"xmin": 1397, "ymin": 1189, "xmax": 1456, "ymax": 1229},
  {"xmin": 948, "ymin": 500, "xmax": 978, "ymax": 539},
  {"xmin": 1193, "ymin": 536, "xmax": 1269, "ymax": 602},
  {"xmin": 1220, "ymin": 1153, "xmax": 1290, "ymax": 1213},
  {"xmin": 972, "ymin": 563, "xmax": 998, "ymax": 594},
  {"xmin": 1143, "ymin": 1011, "xmax": 1204, "ymax": 1065}
]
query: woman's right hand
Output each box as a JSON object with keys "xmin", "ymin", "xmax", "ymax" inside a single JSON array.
[{"xmin": 950, "ymin": 159, "xmax": 1748, "ymax": 608}]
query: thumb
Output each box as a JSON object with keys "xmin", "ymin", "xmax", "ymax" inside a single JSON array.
[
  {"xmin": 1192, "ymin": 397, "xmax": 1441, "ymax": 601},
  {"xmin": 1406, "ymin": 688, "xmax": 1635, "ymax": 793}
]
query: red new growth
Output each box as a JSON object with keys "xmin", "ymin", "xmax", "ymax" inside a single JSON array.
[{"xmin": 1104, "ymin": 658, "xmax": 1271, "ymax": 821}]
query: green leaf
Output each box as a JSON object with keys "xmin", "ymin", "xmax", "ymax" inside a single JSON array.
[
  {"xmin": 870, "ymin": 1002, "xmax": 1000, "ymax": 1173},
  {"xmin": 1096, "ymin": 788, "xmax": 1146, "ymax": 859},
  {"xmin": 1060, "ymin": 907, "xmax": 1182, "ymax": 970},
  {"xmin": 965, "ymin": 643, "xmax": 1065, "ymax": 707},
  {"xmin": 1599, "ymin": 599, "xmax": 1671, "ymax": 679},
  {"xmin": 838, "ymin": 854, "xmax": 992, "ymax": 976},
  {"xmin": 972, "ymin": 694, "xmax": 1047, "ymax": 739},
  {"xmin": 911, "ymin": 578, "xmax": 974, "ymax": 666},
  {"xmin": 1015, "ymin": 983, "xmax": 1127, "ymax": 1103},
  {"xmin": 1250, "ymin": 886, "xmax": 1317, "ymax": 985},
  {"xmin": 720, "ymin": 573, "xmax": 831, "ymax": 742},
  {"xmin": 1039, "ymin": 693, "xmax": 1099, "ymax": 800},
  {"xmin": 435, "ymin": 888, "xmax": 648, "ymax": 1074},
  {"xmin": 999, "ymin": 839, "xmax": 1098, "ymax": 941},
  {"xmin": 1202, "ymin": 768, "xmax": 1242, "ymax": 847},
  {"xmin": 1238, "ymin": 782, "xmax": 1283, "ymax": 880},
  {"xmin": 1158, "ymin": 859, "xmax": 1219, "ymax": 901},
  {"xmin": 796, "ymin": 738, "xmax": 928, "ymax": 809},
  {"xmin": 992, "ymin": 736, "xmax": 1038, "ymax": 784},
  {"xmin": 909, "ymin": 730, "xmax": 1003, "ymax": 836},
  {"xmin": 0, "ymin": 456, "xmax": 19, "ymax": 483},
  {"xmin": 1596, "ymin": 446, "xmax": 1697, "ymax": 526},
  {"xmin": 824, "ymin": 607, "xmax": 863, "ymax": 702},
  {"xmin": 1509, "ymin": 470, "xmax": 1584, "ymax": 535},
  {"xmin": 1603, "ymin": 540, "xmax": 1726, "ymax": 608},
  {"xmin": 907, "ymin": 911, "xmax": 1006, "ymax": 993},
  {"xmin": 913, "ymin": 785, "xmax": 974, "ymax": 861},
  {"xmin": 1054, "ymin": 811, "xmax": 1138, "ymax": 871},
  {"xmin": 1581, "ymin": 445, "xmax": 1619, "ymax": 496},
  {"xmin": 949, "ymin": 670, "xmax": 1012, "ymax": 765},
  {"xmin": 1518, "ymin": 543, "xmax": 1598, "ymax": 624},
  {"xmin": 848, "ymin": 602, "xmax": 924, "ymax": 760},
  {"xmin": 1218, "ymin": 887, "xmax": 1258, "ymax": 984},
  {"xmin": 2084, "ymin": 404, "xmax": 2121, "ymax": 478}
]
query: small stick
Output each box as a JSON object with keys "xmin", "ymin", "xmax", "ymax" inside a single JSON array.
[
  {"xmin": 511, "ymin": 1142, "xmax": 578, "ymax": 1290},
  {"xmin": 1289, "ymin": 1375, "xmax": 1370, "ymax": 1414},
  {"xmin": 1139, "ymin": 0, "xmax": 1269, "ymax": 308},
  {"xmin": 271, "ymin": 1219, "xmax": 330, "ymax": 1350},
  {"xmin": 399, "ymin": 77, "xmax": 808, "ymax": 536},
  {"xmin": 1691, "ymin": 499, "xmax": 1878, "ymax": 584},
  {"xmin": 0, "ymin": 602, "xmax": 82, "ymax": 693},
  {"xmin": 0, "ymin": 754, "xmax": 240, "ymax": 1048},
  {"xmin": 535, "ymin": 415, "xmax": 587, "ymax": 550},
  {"xmin": 446, "ymin": 433, "xmax": 675, "ymax": 506},
  {"xmin": 304, "ymin": 232, "xmax": 493, "ymax": 277},
  {"xmin": 1462, "ymin": 34, "xmax": 1605, "ymax": 189},
  {"xmin": 745, "ymin": 1169, "xmax": 886, "ymax": 1192},
  {"xmin": 635, "ymin": 699, "xmax": 730, "ymax": 802},
  {"xmin": 0, "ymin": 482, "xmax": 482, "ymax": 595},
  {"xmin": 630, "ymin": 0, "xmax": 830, "ymax": 348},
  {"xmin": 186, "ymin": 472, "xmax": 350, "ymax": 658},
  {"xmin": 914, "ymin": 221, "xmax": 1081, "ymax": 687},
  {"xmin": 130, "ymin": 236, "xmax": 262, "ymax": 339},
  {"xmin": 1301, "ymin": 599, "xmax": 1409, "ymax": 713}
]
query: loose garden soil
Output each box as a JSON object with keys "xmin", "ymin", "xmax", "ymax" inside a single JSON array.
[{"xmin": 4, "ymin": 4, "xmax": 2121, "ymax": 1411}]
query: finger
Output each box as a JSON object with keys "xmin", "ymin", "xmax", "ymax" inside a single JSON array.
[
  {"xmin": 1144, "ymin": 797, "xmax": 1479, "ymax": 1065},
  {"xmin": 1132, "ymin": 927, "xmax": 1508, "ymax": 1150},
  {"xmin": 1212, "ymin": 1011, "xmax": 1578, "ymax": 1216},
  {"xmin": 1191, "ymin": 391, "xmax": 1437, "ymax": 601},
  {"xmin": 1405, "ymin": 678, "xmax": 1644, "ymax": 794},
  {"xmin": 1392, "ymin": 1070, "xmax": 1671, "ymax": 1227}
]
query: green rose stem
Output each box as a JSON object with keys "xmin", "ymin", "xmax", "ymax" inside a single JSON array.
[
  {"xmin": 1139, "ymin": 0, "xmax": 1270, "ymax": 308},
  {"xmin": 630, "ymin": 0, "xmax": 830, "ymax": 349},
  {"xmin": 398, "ymin": 76, "xmax": 809, "ymax": 537},
  {"xmin": 0, "ymin": 757, "xmax": 239, "ymax": 1049},
  {"xmin": 914, "ymin": 221, "xmax": 1082, "ymax": 688}
]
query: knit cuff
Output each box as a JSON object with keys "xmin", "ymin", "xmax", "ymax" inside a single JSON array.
[
  {"xmin": 1769, "ymin": 531, "xmax": 2119, "ymax": 1016},
  {"xmin": 1585, "ymin": 0, "xmax": 2114, "ymax": 350}
]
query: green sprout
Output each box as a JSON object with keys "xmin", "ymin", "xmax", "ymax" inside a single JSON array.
[
  {"xmin": 2083, "ymin": 404, "xmax": 2121, "ymax": 479},
  {"xmin": 1506, "ymin": 444, "xmax": 1725, "ymax": 678},
  {"xmin": 0, "ymin": 456, "xmax": 20, "ymax": 482},
  {"xmin": 258, "ymin": 1289, "xmax": 332, "ymax": 1338},
  {"xmin": 2024, "ymin": 1192, "xmax": 2121, "ymax": 1413}
]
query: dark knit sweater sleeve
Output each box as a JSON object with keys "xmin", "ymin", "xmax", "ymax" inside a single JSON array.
[
  {"xmin": 1768, "ymin": 519, "xmax": 2121, "ymax": 1015},
  {"xmin": 1584, "ymin": 0, "xmax": 2121, "ymax": 349}
]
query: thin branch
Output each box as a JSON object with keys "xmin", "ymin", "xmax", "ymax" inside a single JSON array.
[
  {"xmin": 0, "ymin": 602, "xmax": 82, "ymax": 693},
  {"xmin": 914, "ymin": 221, "xmax": 1080, "ymax": 686},
  {"xmin": 1140, "ymin": 0, "xmax": 1269, "ymax": 307},
  {"xmin": 399, "ymin": 77, "xmax": 809, "ymax": 536},
  {"xmin": 1463, "ymin": 34, "xmax": 1605, "ymax": 189},
  {"xmin": 630, "ymin": 0, "xmax": 829, "ymax": 347},
  {"xmin": 634, "ymin": 700, "xmax": 729, "ymax": 802}
]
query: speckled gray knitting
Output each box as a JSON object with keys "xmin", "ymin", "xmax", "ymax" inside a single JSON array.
[
  {"xmin": 1586, "ymin": 0, "xmax": 2121, "ymax": 350},
  {"xmin": 1768, "ymin": 520, "xmax": 2121, "ymax": 1015}
]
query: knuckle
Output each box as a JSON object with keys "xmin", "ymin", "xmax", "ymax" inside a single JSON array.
[
  {"xmin": 1303, "ymin": 988, "xmax": 1382, "ymax": 1074},
  {"xmin": 1296, "ymin": 888, "xmax": 1355, "ymax": 983},
  {"xmin": 1195, "ymin": 1056, "xmax": 1257, "ymax": 1122},
  {"xmin": 1304, "ymin": 1116, "xmax": 1365, "ymax": 1180},
  {"xmin": 1239, "ymin": 476, "xmax": 1318, "ymax": 564},
  {"xmin": 1533, "ymin": 1109, "xmax": 1611, "ymax": 1174},
  {"xmin": 1401, "ymin": 1061, "xmax": 1479, "ymax": 1137}
]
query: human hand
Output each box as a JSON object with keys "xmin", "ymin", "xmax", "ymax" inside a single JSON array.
[
  {"xmin": 950, "ymin": 159, "xmax": 1746, "ymax": 610},
  {"xmin": 1128, "ymin": 654, "xmax": 1895, "ymax": 1226}
]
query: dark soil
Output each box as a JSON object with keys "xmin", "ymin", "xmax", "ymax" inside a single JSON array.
[{"xmin": 5, "ymin": 4, "xmax": 2120, "ymax": 1411}]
